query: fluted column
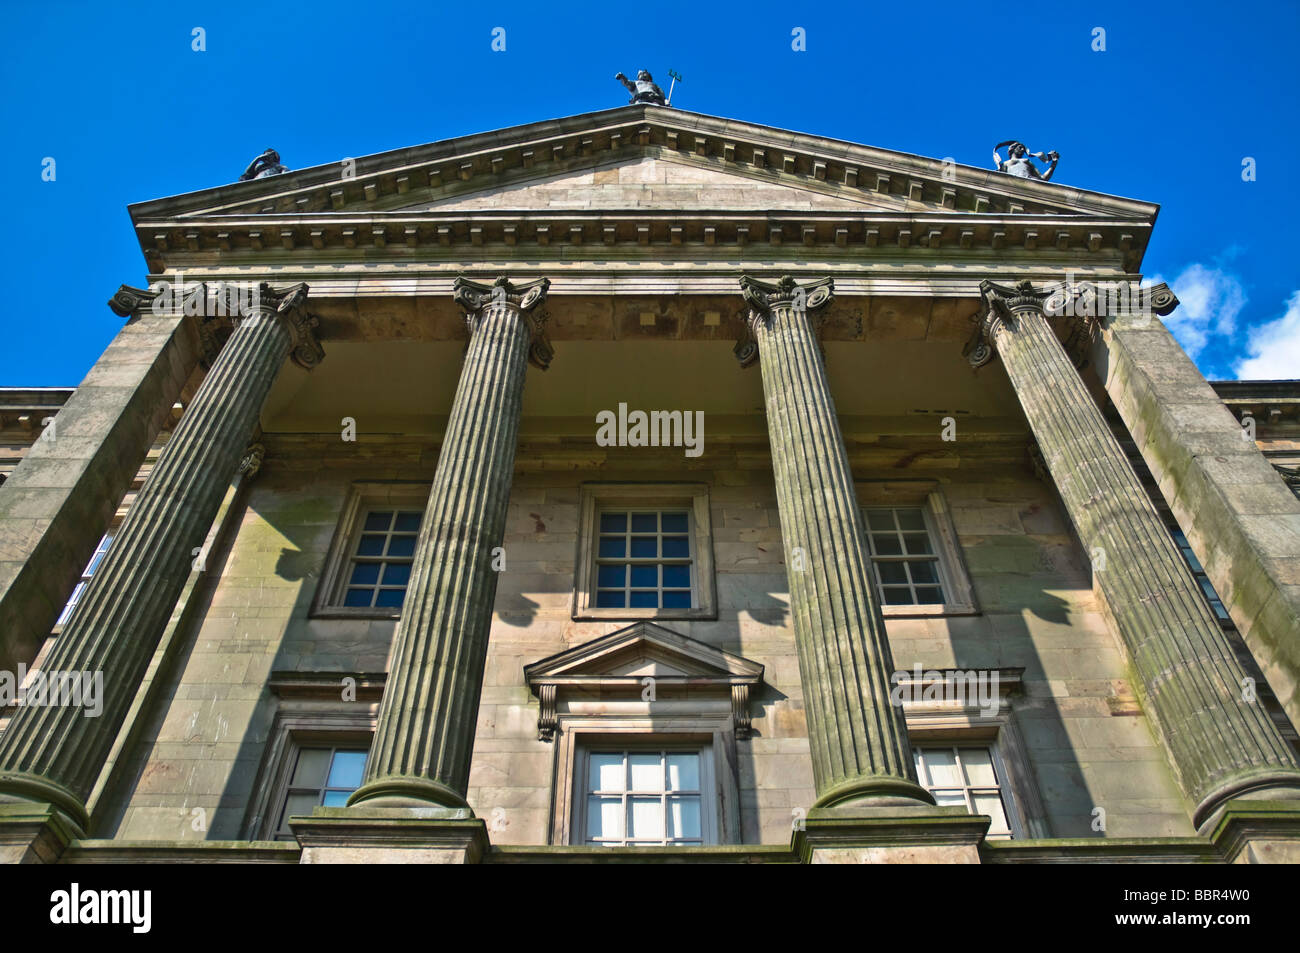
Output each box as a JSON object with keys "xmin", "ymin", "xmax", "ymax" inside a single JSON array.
[
  {"xmin": 972, "ymin": 279, "xmax": 1300, "ymax": 827},
  {"xmin": 0, "ymin": 283, "xmax": 324, "ymax": 831},
  {"xmin": 740, "ymin": 275, "xmax": 932, "ymax": 809},
  {"xmin": 350, "ymin": 276, "xmax": 550, "ymax": 810}
]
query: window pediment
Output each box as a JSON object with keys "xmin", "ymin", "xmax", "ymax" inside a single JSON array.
[{"xmin": 524, "ymin": 621, "xmax": 763, "ymax": 741}]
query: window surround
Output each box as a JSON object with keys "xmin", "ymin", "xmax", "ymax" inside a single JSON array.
[
  {"xmin": 311, "ymin": 481, "xmax": 430, "ymax": 620},
  {"xmin": 241, "ymin": 670, "xmax": 382, "ymax": 841},
  {"xmin": 856, "ymin": 481, "xmax": 978, "ymax": 618},
  {"xmin": 895, "ymin": 665, "xmax": 1048, "ymax": 839},
  {"xmin": 525, "ymin": 622, "xmax": 759, "ymax": 845},
  {"xmin": 573, "ymin": 483, "xmax": 717, "ymax": 621}
]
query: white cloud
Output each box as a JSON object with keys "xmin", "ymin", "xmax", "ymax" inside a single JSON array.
[
  {"xmin": 1146, "ymin": 264, "xmax": 1246, "ymax": 361},
  {"xmin": 1235, "ymin": 290, "xmax": 1300, "ymax": 380}
]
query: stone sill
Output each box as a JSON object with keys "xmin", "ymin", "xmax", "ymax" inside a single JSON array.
[
  {"xmin": 310, "ymin": 608, "xmax": 401, "ymax": 621},
  {"xmin": 882, "ymin": 605, "xmax": 979, "ymax": 619},
  {"xmin": 487, "ymin": 845, "xmax": 798, "ymax": 864},
  {"xmin": 980, "ymin": 837, "xmax": 1219, "ymax": 864},
  {"xmin": 60, "ymin": 840, "xmax": 302, "ymax": 864},
  {"xmin": 571, "ymin": 609, "xmax": 718, "ymax": 623}
]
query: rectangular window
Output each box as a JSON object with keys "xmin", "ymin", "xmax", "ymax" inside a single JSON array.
[
  {"xmin": 593, "ymin": 510, "xmax": 694, "ymax": 610},
  {"xmin": 581, "ymin": 748, "xmax": 708, "ymax": 846},
  {"xmin": 341, "ymin": 509, "xmax": 421, "ymax": 609},
  {"xmin": 913, "ymin": 745, "xmax": 1014, "ymax": 840},
  {"xmin": 274, "ymin": 746, "xmax": 368, "ymax": 840},
  {"xmin": 312, "ymin": 483, "xmax": 430, "ymax": 618},
  {"xmin": 56, "ymin": 533, "xmax": 113, "ymax": 627},
  {"xmin": 1171, "ymin": 529, "xmax": 1231, "ymax": 623},
  {"xmin": 864, "ymin": 507, "xmax": 946, "ymax": 606},
  {"xmin": 573, "ymin": 484, "xmax": 717, "ymax": 621}
]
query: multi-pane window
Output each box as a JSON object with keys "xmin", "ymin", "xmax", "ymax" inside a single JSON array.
[
  {"xmin": 342, "ymin": 510, "xmax": 421, "ymax": 609},
  {"xmin": 56, "ymin": 533, "xmax": 113, "ymax": 626},
  {"xmin": 913, "ymin": 745, "xmax": 1013, "ymax": 840},
  {"xmin": 1171, "ymin": 529, "xmax": 1230, "ymax": 623},
  {"xmin": 584, "ymin": 749, "xmax": 705, "ymax": 846},
  {"xmin": 275, "ymin": 747, "xmax": 368, "ymax": 840},
  {"xmin": 594, "ymin": 510, "xmax": 693, "ymax": 609},
  {"xmin": 864, "ymin": 507, "xmax": 946, "ymax": 606}
]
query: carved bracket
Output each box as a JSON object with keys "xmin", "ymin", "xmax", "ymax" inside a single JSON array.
[
  {"xmin": 107, "ymin": 284, "xmax": 161, "ymax": 318},
  {"xmin": 731, "ymin": 684, "xmax": 753, "ymax": 739},
  {"xmin": 453, "ymin": 275, "xmax": 554, "ymax": 369},
  {"xmin": 238, "ymin": 442, "xmax": 266, "ymax": 480}
]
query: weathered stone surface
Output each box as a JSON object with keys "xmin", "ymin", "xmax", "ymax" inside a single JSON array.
[
  {"xmin": 1099, "ymin": 317, "xmax": 1300, "ymax": 730},
  {"xmin": 0, "ymin": 288, "xmax": 319, "ymax": 828},
  {"xmin": 0, "ymin": 312, "xmax": 198, "ymax": 675},
  {"xmin": 982, "ymin": 280, "xmax": 1300, "ymax": 827}
]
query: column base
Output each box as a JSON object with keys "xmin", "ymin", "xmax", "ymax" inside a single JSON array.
[
  {"xmin": 0, "ymin": 801, "xmax": 83, "ymax": 864},
  {"xmin": 811, "ymin": 775, "xmax": 936, "ymax": 810},
  {"xmin": 0, "ymin": 773, "xmax": 90, "ymax": 833},
  {"xmin": 1192, "ymin": 770, "xmax": 1300, "ymax": 831},
  {"xmin": 792, "ymin": 804, "xmax": 990, "ymax": 864},
  {"xmin": 1206, "ymin": 798, "xmax": 1300, "ymax": 864},
  {"xmin": 290, "ymin": 806, "xmax": 489, "ymax": 864},
  {"xmin": 346, "ymin": 776, "xmax": 470, "ymax": 812}
]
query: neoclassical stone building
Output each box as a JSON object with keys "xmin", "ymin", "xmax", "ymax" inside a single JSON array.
[{"xmin": 2, "ymin": 105, "xmax": 1300, "ymax": 863}]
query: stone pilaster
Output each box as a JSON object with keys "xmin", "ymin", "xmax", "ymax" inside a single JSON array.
[
  {"xmin": 739, "ymin": 275, "xmax": 932, "ymax": 810},
  {"xmin": 0, "ymin": 283, "xmax": 323, "ymax": 833},
  {"xmin": 0, "ymin": 289, "xmax": 199, "ymax": 676},
  {"xmin": 349, "ymin": 276, "xmax": 550, "ymax": 811},
  {"xmin": 1093, "ymin": 300, "xmax": 1300, "ymax": 732},
  {"xmin": 971, "ymin": 279, "xmax": 1300, "ymax": 828}
]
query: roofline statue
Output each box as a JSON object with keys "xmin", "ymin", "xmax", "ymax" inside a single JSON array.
[
  {"xmin": 615, "ymin": 69, "xmax": 667, "ymax": 106},
  {"xmin": 993, "ymin": 140, "xmax": 1059, "ymax": 181},
  {"xmin": 239, "ymin": 148, "xmax": 289, "ymax": 182}
]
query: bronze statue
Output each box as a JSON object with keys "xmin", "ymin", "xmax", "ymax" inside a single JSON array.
[
  {"xmin": 239, "ymin": 148, "xmax": 289, "ymax": 181},
  {"xmin": 615, "ymin": 70, "xmax": 666, "ymax": 106},
  {"xmin": 993, "ymin": 140, "xmax": 1059, "ymax": 181}
]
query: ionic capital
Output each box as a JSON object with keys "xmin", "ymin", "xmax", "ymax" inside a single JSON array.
[
  {"xmin": 254, "ymin": 282, "xmax": 325, "ymax": 370},
  {"xmin": 967, "ymin": 279, "xmax": 1052, "ymax": 368},
  {"xmin": 735, "ymin": 275, "xmax": 834, "ymax": 367},
  {"xmin": 453, "ymin": 276, "xmax": 553, "ymax": 369}
]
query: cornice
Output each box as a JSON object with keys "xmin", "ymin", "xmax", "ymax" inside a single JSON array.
[{"xmin": 136, "ymin": 210, "xmax": 1150, "ymax": 274}]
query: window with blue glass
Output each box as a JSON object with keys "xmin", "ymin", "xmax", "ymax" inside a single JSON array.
[
  {"xmin": 56, "ymin": 532, "xmax": 113, "ymax": 626},
  {"xmin": 274, "ymin": 746, "xmax": 368, "ymax": 839},
  {"xmin": 342, "ymin": 509, "xmax": 421, "ymax": 608},
  {"xmin": 1171, "ymin": 528, "xmax": 1231, "ymax": 623},
  {"xmin": 594, "ymin": 510, "xmax": 694, "ymax": 609}
]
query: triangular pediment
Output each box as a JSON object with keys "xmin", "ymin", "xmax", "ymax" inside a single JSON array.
[
  {"xmin": 132, "ymin": 106, "xmax": 1158, "ymax": 224},
  {"xmin": 389, "ymin": 153, "xmax": 909, "ymax": 214},
  {"xmin": 524, "ymin": 621, "xmax": 763, "ymax": 684},
  {"xmin": 128, "ymin": 106, "xmax": 1159, "ymax": 270}
]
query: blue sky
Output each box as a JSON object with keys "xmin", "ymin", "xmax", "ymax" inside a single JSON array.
[{"xmin": 2, "ymin": 0, "xmax": 1297, "ymax": 384}]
